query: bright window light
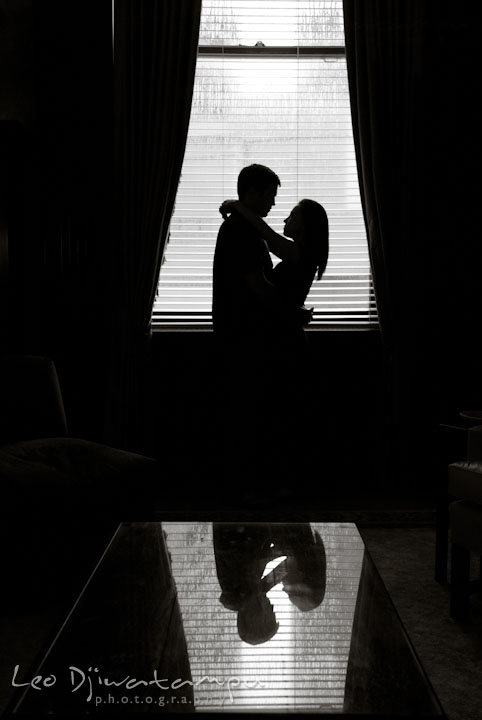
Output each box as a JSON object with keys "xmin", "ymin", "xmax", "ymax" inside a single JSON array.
[{"xmin": 152, "ymin": 1, "xmax": 378, "ymax": 329}]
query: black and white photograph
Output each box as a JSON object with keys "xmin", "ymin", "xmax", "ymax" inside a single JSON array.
[{"xmin": 1, "ymin": 1, "xmax": 481, "ymax": 718}]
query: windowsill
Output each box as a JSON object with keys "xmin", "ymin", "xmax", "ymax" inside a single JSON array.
[{"xmin": 151, "ymin": 325, "xmax": 381, "ymax": 334}]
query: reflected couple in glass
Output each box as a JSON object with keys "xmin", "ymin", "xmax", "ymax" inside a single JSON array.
[{"xmin": 213, "ymin": 523, "xmax": 326, "ymax": 645}]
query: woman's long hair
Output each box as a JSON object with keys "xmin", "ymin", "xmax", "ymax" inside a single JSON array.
[{"xmin": 298, "ymin": 199, "xmax": 329, "ymax": 280}]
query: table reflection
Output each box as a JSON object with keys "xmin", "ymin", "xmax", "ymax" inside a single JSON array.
[
  {"xmin": 163, "ymin": 522, "xmax": 364, "ymax": 712},
  {"xmin": 213, "ymin": 523, "xmax": 327, "ymax": 644}
]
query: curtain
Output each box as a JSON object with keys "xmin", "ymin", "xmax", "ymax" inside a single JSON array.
[
  {"xmin": 108, "ymin": 0, "xmax": 201, "ymax": 451},
  {"xmin": 344, "ymin": 2, "xmax": 482, "ymax": 488},
  {"xmin": 342, "ymin": 1, "xmax": 435, "ymax": 485},
  {"xmin": 342, "ymin": 0, "xmax": 433, "ymax": 348},
  {"xmin": 4, "ymin": 1, "xmax": 114, "ymax": 440}
]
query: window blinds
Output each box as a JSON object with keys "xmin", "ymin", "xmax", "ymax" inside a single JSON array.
[{"xmin": 152, "ymin": 0, "xmax": 378, "ymax": 328}]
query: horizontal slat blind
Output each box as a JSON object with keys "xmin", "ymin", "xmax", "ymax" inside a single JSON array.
[
  {"xmin": 199, "ymin": 0, "xmax": 345, "ymax": 46},
  {"xmin": 152, "ymin": 0, "xmax": 378, "ymax": 329}
]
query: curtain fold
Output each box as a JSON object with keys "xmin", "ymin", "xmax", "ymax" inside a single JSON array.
[
  {"xmin": 342, "ymin": 1, "xmax": 433, "ymax": 486},
  {"xmin": 108, "ymin": 0, "xmax": 201, "ymax": 451},
  {"xmin": 343, "ymin": 0, "xmax": 430, "ymax": 349}
]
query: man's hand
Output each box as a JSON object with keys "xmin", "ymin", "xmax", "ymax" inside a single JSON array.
[{"xmin": 219, "ymin": 199, "xmax": 238, "ymax": 220}]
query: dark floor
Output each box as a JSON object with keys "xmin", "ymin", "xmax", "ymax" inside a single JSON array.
[{"xmin": 154, "ymin": 485, "xmax": 439, "ymax": 525}]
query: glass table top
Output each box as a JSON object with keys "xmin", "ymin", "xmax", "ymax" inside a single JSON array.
[{"xmin": 10, "ymin": 522, "xmax": 445, "ymax": 718}]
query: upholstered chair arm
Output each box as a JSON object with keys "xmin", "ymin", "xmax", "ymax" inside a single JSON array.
[{"xmin": 467, "ymin": 425, "xmax": 482, "ymax": 461}]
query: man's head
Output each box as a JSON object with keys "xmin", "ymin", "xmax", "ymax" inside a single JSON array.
[
  {"xmin": 237, "ymin": 164, "xmax": 281, "ymax": 217},
  {"xmin": 237, "ymin": 592, "xmax": 279, "ymax": 645}
]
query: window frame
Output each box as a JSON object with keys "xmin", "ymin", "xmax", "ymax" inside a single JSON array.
[{"xmin": 152, "ymin": 24, "xmax": 378, "ymax": 333}]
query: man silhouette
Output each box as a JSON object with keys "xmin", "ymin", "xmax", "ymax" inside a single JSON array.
[
  {"xmin": 212, "ymin": 163, "xmax": 282, "ymax": 348},
  {"xmin": 211, "ymin": 164, "xmax": 309, "ymax": 488}
]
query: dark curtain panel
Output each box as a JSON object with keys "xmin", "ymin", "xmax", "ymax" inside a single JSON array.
[
  {"xmin": 4, "ymin": 1, "xmax": 113, "ymax": 440},
  {"xmin": 343, "ymin": 1, "xmax": 482, "ymax": 487},
  {"xmin": 108, "ymin": 0, "xmax": 201, "ymax": 451},
  {"xmin": 343, "ymin": 0, "xmax": 431, "ymax": 347},
  {"xmin": 342, "ymin": 1, "xmax": 436, "ymax": 485}
]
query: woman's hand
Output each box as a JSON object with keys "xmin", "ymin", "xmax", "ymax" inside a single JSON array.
[
  {"xmin": 219, "ymin": 199, "xmax": 238, "ymax": 219},
  {"xmin": 300, "ymin": 306, "xmax": 314, "ymax": 326}
]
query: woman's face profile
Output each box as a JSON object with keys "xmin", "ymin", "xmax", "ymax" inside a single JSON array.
[{"xmin": 283, "ymin": 204, "xmax": 304, "ymax": 241}]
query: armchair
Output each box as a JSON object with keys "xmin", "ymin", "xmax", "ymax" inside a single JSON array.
[
  {"xmin": 447, "ymin": 425, "xmax": 482, "ymax": 619},
  {"xmin": 0, "ymin": 355, "xmax": 158, "ymax": 609}
]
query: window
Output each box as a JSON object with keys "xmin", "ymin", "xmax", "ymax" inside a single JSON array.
[{"xmin": 152, "ymin": 0, "xmax": 378, "ymax": 329}]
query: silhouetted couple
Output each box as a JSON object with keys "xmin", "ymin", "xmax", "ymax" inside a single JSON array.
[
  {"xmin": 213, "ymin": 164, "xmax": 329, "ymax": 351},
  {"xmin": 212, "ymin": 164, "xmax": 329, "ymax": 490},
  {"xmin": 213, "ymin": 522, "xmax": 326, "ymax": 645}
]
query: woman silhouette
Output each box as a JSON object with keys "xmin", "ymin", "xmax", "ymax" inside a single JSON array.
[{"xmin": 218, "ymin": 197, "xmax": 329, "ymax": 485}]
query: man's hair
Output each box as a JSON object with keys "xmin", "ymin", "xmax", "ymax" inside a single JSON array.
[
  {"xmin": 237, "ymin": 164, "xmax": 281, "ymax": 200},
  {"xmin": 237, "ymin": 593, "xmax": 279, "ymax": 645}
]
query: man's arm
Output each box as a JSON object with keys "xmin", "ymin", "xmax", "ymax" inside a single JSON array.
[
  {"xmin": 245, "ymin": 270, "xmax": 313, "ymax": 326},
  {"xmin": 245, "ymin": 269, "xmax": 279, "ymax": 304},
  {"xmin": 220, "ymin": 200, "xmax": 300, "ymax": 263}
]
